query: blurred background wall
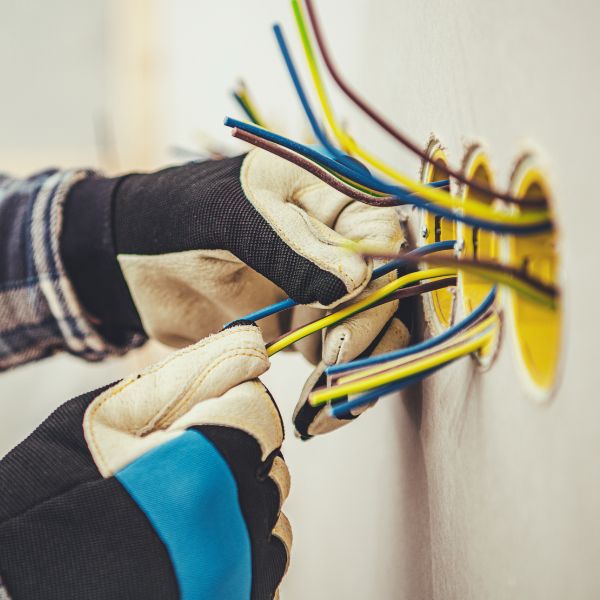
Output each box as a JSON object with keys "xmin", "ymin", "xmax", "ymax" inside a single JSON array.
[{"xmin": 1, "ymin": 1, "xmax": 599, "ymax": 598}]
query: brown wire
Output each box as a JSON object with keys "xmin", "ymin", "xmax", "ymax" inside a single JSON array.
[
  {"xmin": 231, "ymin": 127, "xmax": 400, "ymax": 207},
  {"xmin": 266, "ymin": 276, "xmax": 457, "ymax": 349},
  {"xmin": 361, "ymin": 250, "xmax": 558, "ymax": 298},
  {"xmin": 303, "ymin": 0, "xmax": 546, "ymax": 208}
]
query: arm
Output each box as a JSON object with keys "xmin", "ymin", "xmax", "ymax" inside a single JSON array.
[{"xmin": 0, "ymin": 169, "xmax": 144, "ymax": 372}]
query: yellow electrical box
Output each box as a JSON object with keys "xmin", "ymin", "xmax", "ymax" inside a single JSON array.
[
  {"xmin": 421, "ymin": 146, "xmax": 456, "ymax": 330},
  {"xmin": 508, "ymin": 165, "xmax": 561, "ymax": 395}
]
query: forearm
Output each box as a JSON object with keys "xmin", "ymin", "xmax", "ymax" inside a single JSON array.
[{"xmin": 0, "ymin": 169, "xmax": 144, "ymax": 372}]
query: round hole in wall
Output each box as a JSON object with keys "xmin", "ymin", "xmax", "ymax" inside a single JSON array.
[
  {"xmin": 507, "ymin": 162, "xmax": 561, "ymax": 396},
  {"xmin": 458, "ymin": 148, "xmax": 500, "ymax": 364},
  {"xmin": 459, "ymin": 149, "xmax": 499, "ymax": 313},
  {"xmin": 420, "ymin": 142, "xmax": 457, "ymax": 331}
]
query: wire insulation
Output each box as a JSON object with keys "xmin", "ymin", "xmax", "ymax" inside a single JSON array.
[
  {"xmin": 269, "ymin": 276, "xmax": 457, "ymax": 351},
  {"xmin": 266, "ymin": 268, "xmax": 455, "ymax": 356},
  {"xmin": 337, "ymin": 311, "xmax": 498, "ymax": 386},
  {"xmin": 289, "ymin": 1, "xmax": 549, "ymax": 217},
  {"xmin": 309, "ymin": 315, "xmax": 498, "ymax": 404},
  {"xmin": 232, "ymin": 81, "xmax": 266, "ymax": 127},
  {"xmin": 230, "ymin": 241, "xmax": 457, "ymax": 326},
  {"xmin": 358, "ymin": 248, "xmax": 557, "ymax": 308},
  {"xmin": 330, "ymin": 366, "xmax": 441, "ymax": 418},
  {"xmin": 301, "ymin": 0, "xmax": 546, "ymax": 207},
  {"xmin": 225, "ymin": 117, "xmax": 552, "ymax": 234},
  {"xmin": 326, "ymin": 285, "xmax": 496, "ymax": 376}
]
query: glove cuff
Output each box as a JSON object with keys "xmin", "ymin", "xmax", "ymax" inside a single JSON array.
[{"xmin": 61, "ymin": 173, "xmax": 145, "ymax": 344}]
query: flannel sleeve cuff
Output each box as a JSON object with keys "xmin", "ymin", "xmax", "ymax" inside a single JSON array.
[{"xmin": 30, "ymin": 170, "xmax": 146, "ymax": 362}]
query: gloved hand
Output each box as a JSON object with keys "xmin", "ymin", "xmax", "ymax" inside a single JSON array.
[
  {"xmin": 291, "ymin": 310, "xmax": 410, "ymax": 440},
  {"xmin": 0, "ymin": 324, "xmax": 290, "ymax": 600},
  {"xmin": 61, "ymin": 148, "xmax": 404, "ymax": 348}
]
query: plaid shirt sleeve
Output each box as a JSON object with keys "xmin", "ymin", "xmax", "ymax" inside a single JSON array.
[{"xmin": 0, "ymin": 169, "xmax": 145, "ymax": 371}]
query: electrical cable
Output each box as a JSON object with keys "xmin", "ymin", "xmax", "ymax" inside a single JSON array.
[
  {"xmin": 289, "ymin": 0, "xmax": 550, "ymax": 218},
  {"xmin": 225, "ymin": 117, "xmax": 552, "ymax": 234},
  {"xmin": 330, "ymin": 366, "xmax": 441, "ymax": 418},
  {"xmin": 326, "ymin": 285, "xmax": 496, "ymax": 377},
  {"xmin": 367, "ymin": 277, "xmax": 456, "ymax": 309},
  {"xmin": 232, "ymin": 92, "xmax": 261, "ymax": 126},
  {"xmin": 266, "ymin": 267, "xmax": 456, "ymax": 356},
  {"xmin": 358, "ymin": 248, "xmax": 557, "ymax": 308},
  {"xmin": 336, "ymin": 311, "xmax": 498, "ymax": 386},
  {"xmin": 371, "ymin": 240, "xmax": 457, "ymax": 278},
  {"xmin": 230, "ymin": 240, "xmax": 457, "ymax": 325},
  {"xmin": 301, "ymin": 0, "xmax": 546, "ymax": 208},
  {"xmin": 232, "ymin": 127, "xmax": 447, "ymax": 204},
  {"xmin": 309, "ymin": 314, "xmax": 498, "ymax": 405},
  {"xmin": 316, "ymin": 317, "xmax": 497, "ymax": 407},
  {"xmin": 232, "ymin": 127, "xmax": 399, "ymax": 206},
  {"xmin": 267, "ymin": 276, "xmax": 457, "ymax": 352},
  {"xmin": 273, "ymin": 23, "xmax": 345, "ymax": 162},
  {"xmin": 232, "ymin": 81, "xmax": 266, "ymax": 127},
  {"xmin": 272, "ymin": 22, "xmax": 455, "ymax": 190}
]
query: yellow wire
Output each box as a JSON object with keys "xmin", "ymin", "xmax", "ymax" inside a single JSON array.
[
  {"xmin": 290, "ymin": 0, "xmax": 549, "ymax": 227},
  {"xmin": 236, "ymin": 84, "xmax": 267, "ymax": 128},
  {"xmin": 456, "ymin": 264, "xmax": 556, "ymax": 309},
  {"xmin": 337, "ymin": 313, "xmax": 499, "ymax": 385},
  {"xmin": 309, "ymin": 320, "xmax": 497, "ymax": 405},
  {"xmin": 266, "ymin": 267, "xmax": 455, "ymax": 356},
  {"xmin": 346, "ymin": 241, "xmax": 557, "ymax": 309}
]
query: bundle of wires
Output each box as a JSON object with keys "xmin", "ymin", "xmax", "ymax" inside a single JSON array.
[
  {"xmin": 231, "ymin": 242, "xmax": 502, "ymax": 421},
  {"xmin": 266, "ymin": 267, "xmax": 457, "ymax": 356},
  {"xmin": 225, "ymin": 0, "xmax": 554, "ymax": 234},
  {"xmin": 313, "ymin": 288, "xmax": 500, "ymax": 418},
  {"xmin": 226, "ymin": 119, "xmax": 550, "ymax": 234},
  {"xmin": 231, "ymin": 235, "xmax": 551, "ymax": 420},
  {"xmin": 299, "ymin": 0, "xmax": 545, "ymax": 207},
  {"xmin": 355, "ymin": 246, "xmax": 558, "ymax": 309},
  {"xmin": 223, "ymin": 0, "xmax": 557, "ymax": 421},
  {"xmin": 261, "ymin": 260, "xmax": 497, "ymax": 419}
]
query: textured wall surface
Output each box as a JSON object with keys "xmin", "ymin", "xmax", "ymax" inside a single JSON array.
[{"xmin": 1, "ymin": 1, "xmax": 598, "ymax": 599}]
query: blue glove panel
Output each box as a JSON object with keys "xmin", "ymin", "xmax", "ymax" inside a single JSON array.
[{"xmin": 116, "ymin": 429, "xmax": 252, "ymax": 600}]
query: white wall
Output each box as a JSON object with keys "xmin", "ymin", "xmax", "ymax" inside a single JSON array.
[
  {"xmin": 0, "ymin": 0, "xmax": 166, "ymax": 458},
  {"xmin": 1, "ymin": 1, "xmax": 599, "ymax": 598}
]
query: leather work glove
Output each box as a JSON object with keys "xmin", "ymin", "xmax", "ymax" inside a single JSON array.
[
  {"xmin": 61, "ymin": 148, "xmax": 405, "ymax": 348},
  {"xmin": 291, "ymin": 311, "xmax": 410, "ymax": 440},
  {"xmin": 0, "ymin": 324, "xmax": 291, "ymax": 600}
]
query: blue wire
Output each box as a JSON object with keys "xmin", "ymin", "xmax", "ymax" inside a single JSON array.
[
  {"xmin": 226, "ymin": 240, "xmax": 456, "ymax": 327},
  {"xmin": 373, "ymin": 239, "xmax": 455, "ymax": 278},
  {"xmin": 326, "ymin": 285, "xmax": 497, "ymax": 377},
  {"xmin": 272, "ymin": 23, "xmax": 450, "ymax": 190},
  {"xmin": 232, "ymin": 297, "xmax": 297, "ymax": 324},
  {"xmin": 329, "ymin": 365, "xmax": 443, "ymax": 418},
  {"xmin": 273, "ymin": 24, "xmax": 343, "ymax": 159},
  {"xmin": 224, "ymin": 117, "xmax": 551, "ymax": 235}
]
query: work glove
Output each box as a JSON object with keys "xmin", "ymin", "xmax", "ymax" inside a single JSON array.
[
  {"xmin": 291, "ymin": 311, "xmax": 410, "ymax": 440},
  {"xmin": 61, "ymin": 148, "xmax": 409, "ymax": 437},
  {"xmin": 0, "ymin": 324, "xmax": 291, "ymax": 600},
  {"xmin": 61, "ymin": 148, "xmax": 404, "ymax": 347}
]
